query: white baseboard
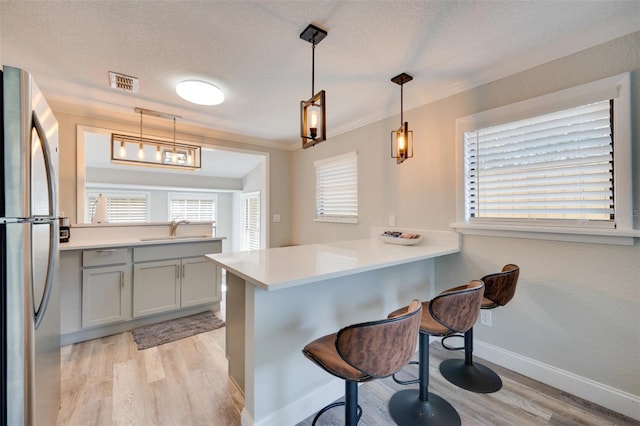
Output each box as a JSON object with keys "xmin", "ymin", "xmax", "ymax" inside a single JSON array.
[
  {"xmin": 472, "ymin": 339, "xmax": 640, "ymax": 421},
  {"xmin": 240, "ymin": 409, "xmax": 253, "ymax": 426},
  {"xmin": 251, "ymin": 379, "xmax": 344, "ymax": 426}
]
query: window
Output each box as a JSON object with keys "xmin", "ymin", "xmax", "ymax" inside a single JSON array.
[
  {"xmin": 241, "ymin": 192, "xmax": 260, "ymax": 251},
  {"xmin": 454, "ymin": 73, "xmax": 637, "ymax": 244},
  {"xmin": 87, "ymin": 191, "xmax": 149, "ymax": 223},
  {"xmin": 465, "ymin": 100, "xmax": 614, "ymax": 225},
  {"xmin": 315, "ymin": 151, "xmax": 358, "ymax": 223},
  {"xmin": 168, "ymin": 192, "xmax": 217, "ymax": 235},
  {"xmin": 168, "ymin": 193, "xmax": 216, "ymax": 222}
]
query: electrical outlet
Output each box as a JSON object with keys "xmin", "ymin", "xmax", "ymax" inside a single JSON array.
[{"xmin": 480, "ymin": 310, "xmax": 492, "ymax": 327}]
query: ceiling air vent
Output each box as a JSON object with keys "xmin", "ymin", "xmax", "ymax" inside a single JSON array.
[{"xmin": 109, "ymin": 71, "xmax": 138, "ymax": 93}]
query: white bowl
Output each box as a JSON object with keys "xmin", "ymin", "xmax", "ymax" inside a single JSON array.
[{"xmin": 378, "ymin": 234, "xmax": 422, "ymax": 246}]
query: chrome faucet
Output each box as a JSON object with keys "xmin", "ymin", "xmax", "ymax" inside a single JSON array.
[{"xmin": 169, "ymin": 219, "xmax": 190, "ymax": 236}]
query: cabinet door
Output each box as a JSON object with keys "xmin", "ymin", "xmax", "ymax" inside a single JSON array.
[
  {"xmin": 82, "ymin": 264, "xmax": 131, "ymax": 328},
  {"xmin": 181, "ymin": 256, "xmax": 220, "ymax": 308},
  {"xmin": 133, "ymin": 259, "xmax": 181, "ymax": 318}
]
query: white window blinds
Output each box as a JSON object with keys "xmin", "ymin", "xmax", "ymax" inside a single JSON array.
[
  {"xmin": 88, "ymin": 192, "xmax": 149, "ymax": 223},
  {"xmin": 169, "ymin": 197, "xmax": 216, "ymax": 222},
  {"xmin": 242, "ymin": 193, "xmax": 260, "ymax": 251},
  {"xmin": 464, "ymin": 100, "xmax": 614, "ymax": 225},
  {"xmin": 315, "ymin": 151, "xmax": 358, "ymax": 223}
]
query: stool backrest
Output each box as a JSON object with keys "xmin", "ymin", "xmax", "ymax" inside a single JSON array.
[
  {"xmin": 335, "ymin": 300, "xmax": 422, "ymax": 379},
  {"xmin": 430, "ymin": 280, "xmax": 484, "ymax": 333},
  {"xmin": 482, "ymin": 264, "xmax": 520, "ymax": 306}
]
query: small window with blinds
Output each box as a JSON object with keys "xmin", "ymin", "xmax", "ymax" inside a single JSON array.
[
  {"xmin": 87, "ymin": 192, "xmax": 149, "ymax": 223},
  {"xmin": 464, "ymin": 100, "xmax": 615, "ymax": 227},
  {"xmin": 315, "ymin": 151, "xmax": 358, "ymax": 224},
  {"xmin": 241, "ymin": 192, "xmax": 260, "ymax": 251},
  {"xmin": 168, "ymin": 193, "xmax": 216, "ymax": 222}
]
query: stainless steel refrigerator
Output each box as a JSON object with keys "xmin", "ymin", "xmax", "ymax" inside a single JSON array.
[{"xmin": 1, "ymin": 66, "xmax": 60, "ymax": 425}]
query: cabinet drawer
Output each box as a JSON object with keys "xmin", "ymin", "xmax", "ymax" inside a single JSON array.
[
  {"xmin": 82, "ymin": 248, "xmax": 131, "ymax": 267},
  {"xmin": 133, "ymin": 241, "xmax": 221, "ymax": 263}
]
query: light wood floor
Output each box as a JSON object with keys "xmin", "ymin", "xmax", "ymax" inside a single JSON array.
[{"xmin": 57, "ymin": 325, "xmax": 637, "ymax": 426}]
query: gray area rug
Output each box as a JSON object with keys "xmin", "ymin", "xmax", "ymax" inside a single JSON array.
[{"xmin": 131, "ymin": 311, "xmax": 225, "ymax": 350}]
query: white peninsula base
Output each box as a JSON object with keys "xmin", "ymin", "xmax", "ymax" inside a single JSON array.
[{"xmin": 207, "ymin": 230, "xmax": 460, "ymax": 426}]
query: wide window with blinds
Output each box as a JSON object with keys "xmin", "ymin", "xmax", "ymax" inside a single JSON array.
[
  {"xmin": 465, "ymin": 100, "xmax": 614, "ymax": 226},
  {"xmin": 87, "ymin": 191, "xmax": 149, "ymax": 223},
  {"xmin": 315, "ymin": 151, "xmax": 358, "ymax": 224},
  {"xmin": 168, "ymin": 193, "xmax": 216, "ymax": 222},
  {"xmin": 454, "ymin": 73, "xmax": 636, "ymax": 244}
]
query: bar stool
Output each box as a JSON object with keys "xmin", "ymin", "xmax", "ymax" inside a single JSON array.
[
  {"xmin": 302, "ymin": 300, "xmax": 422, "ymax": 425},
  {"xmin": 388, "ymin": 280, "xmax": 485, "ymax": 426},
  {"xmin": 439, "ymin": 264, "xmax": 520, "ymax": 393}
]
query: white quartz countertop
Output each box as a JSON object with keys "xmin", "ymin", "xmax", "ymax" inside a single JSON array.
[
  {"xmin": 206, "ymin": 230, "xmax": 460, "ymax": 291},
  {"xmin": 60, "ymin": 236, "xmax": 225, "ymax": 251}
]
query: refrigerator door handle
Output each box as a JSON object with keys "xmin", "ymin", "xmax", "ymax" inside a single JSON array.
[
  {"xmin": 33, "ymin": 220, "xmax": 57, "ymax": 329},
  {"xmin": 31, "ymin": 111, "xmax": 58, "ymax": 329},
  {"xmin": 31, "ymin": 112, "xmax": 57, "ymax": 218}
]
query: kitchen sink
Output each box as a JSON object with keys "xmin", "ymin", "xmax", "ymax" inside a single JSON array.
[{"xmin": 139, "ymin": 235, "xmax": 212, "ymax": 241}]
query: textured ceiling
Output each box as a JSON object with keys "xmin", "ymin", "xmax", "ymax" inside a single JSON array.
[{"xmin": 2, "ymin": 0, "xmax": 639, "ymax": 149}]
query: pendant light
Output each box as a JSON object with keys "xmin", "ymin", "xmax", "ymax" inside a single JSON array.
[
  {"xmin": 300, "ymin": 23, "xmax": 327, "ymax": 149},
  {"xmin": 111, "ymin": 107, "xmax": 201, "ymax": 170},
  {"xmin": 390, "ymin": 73, "xmax": 414, "ymax": 164}
]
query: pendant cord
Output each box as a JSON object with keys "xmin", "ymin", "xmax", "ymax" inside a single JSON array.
[
  {"xmin": 311, "ymin": 42, "xmax": 316, "ymax": 98},
  {"xmin": 400, "ymin": 84, "xmax": 404, "ymax": 126},
  {"xmin": 139, "ymin": 110, "xmax": 143, "ymax": 141},
  {"xmin": 173, "ymin": 117, "xmax": 176, "ymax": 150}
]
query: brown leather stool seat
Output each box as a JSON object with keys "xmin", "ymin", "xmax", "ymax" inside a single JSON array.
[
  {"xmin": 388, "ymin": 280, "xmax": 485, "ymax": 426},
  {"xmin": 439, "ymin": 264, "xmax": 520, "ymax": 393},
  {"xmin": 303, "ymin": 300, "xmax": 422, "ymax": 426}
]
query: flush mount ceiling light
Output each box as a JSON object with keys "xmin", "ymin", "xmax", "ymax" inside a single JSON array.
[
  {"xmin": 111, "ymin": 107, "xmax": 201, "ymax": 170},
  {"xmin": 176, "ymin": 80, "xmax": 224, "ymax": 106},
  {"xmin": 390, "ymin": 73, "xmax": 414, "ymax": 164},
  {"xmin": 300, "ymin": 23, "xmax": 328, "ymax": 149}
]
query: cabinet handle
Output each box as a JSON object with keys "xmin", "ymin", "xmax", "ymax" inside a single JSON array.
[
  {"xmin": 120, "ymin": 271, "xmax": 124, "ymax": 287},
  {"xmin": 176, "ymin": 265, "xmax": 179, "ymax": 280},
  {"xmin": 95, "ymin": 249, "xmax": 116, "ymax": 253},
  {"xmin": 182, "ymin": 264, "xmax": 186, "ymax": 278}
]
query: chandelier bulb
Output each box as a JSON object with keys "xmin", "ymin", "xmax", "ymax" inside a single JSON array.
[{"xmin": 119, "ymin": 141, "xmax": 126, "ymax": 158}]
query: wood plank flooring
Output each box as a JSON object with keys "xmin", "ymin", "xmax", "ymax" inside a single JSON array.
[{"xmin": 57, "ymin": 323, "xmax": 637, "ymax": 426}]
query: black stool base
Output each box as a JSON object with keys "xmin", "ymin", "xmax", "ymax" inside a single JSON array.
[
  {"xmin": 439, "ymin": 358, "xmax": 502, "ymax": 393},
  {"xmin": 389, "ymin": 389, "xmax": 461, "ymax": 426}
]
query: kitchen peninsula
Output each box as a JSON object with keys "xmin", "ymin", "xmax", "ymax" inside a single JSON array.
[{"xmin": 206, "ymin": 229, "xmax": 460, "ymax": 426}]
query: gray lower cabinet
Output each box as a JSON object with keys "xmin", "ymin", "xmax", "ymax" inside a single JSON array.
[
  {"xmin": 181, "ymin": 256, "xmax": 220, "ymax": 308},
  {"xmin": 60, "ymin": 240, "xmax": 222, "ymax": 343},
  {"xmin": 132, "ymin": 241, "xmax": 222, "ymax": 319},
  {"xmin": 81, "ymin": 248, "xmax": 132, "ymax": 328},
  {"xmin": 133, "ymin": 259, "xmax": 181, "ymax": 317}
]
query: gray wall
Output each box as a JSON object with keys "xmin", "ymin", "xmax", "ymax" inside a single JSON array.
[{"xmin": 291, "ymin": 32, "xmax": 640, "ymax": 397}]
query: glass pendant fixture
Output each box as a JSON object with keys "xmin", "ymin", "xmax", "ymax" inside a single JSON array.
[
  {"xmin": 391, "ymin": 73, "xmax": 414, "ymax": 164},
  {"xmin": 300, "ymin": 23, "xmax": 327, "ymax": 149}
]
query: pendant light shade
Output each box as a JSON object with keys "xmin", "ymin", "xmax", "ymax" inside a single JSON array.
[
  {"xmin": 390, "ymin": 73, "xmax": 414, "ymax": 164},
  {"xmin": 300, "ymin": 24, "xmax": 328, "ymax": 149}
]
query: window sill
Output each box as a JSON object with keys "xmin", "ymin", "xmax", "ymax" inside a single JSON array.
[
  {"xmin": 315, "ymin": 217, "xmax": 359, "ymax": 224},
  {"xmin": 450, "ymin": 222, "xmax": 640, "ymax": 246}
]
